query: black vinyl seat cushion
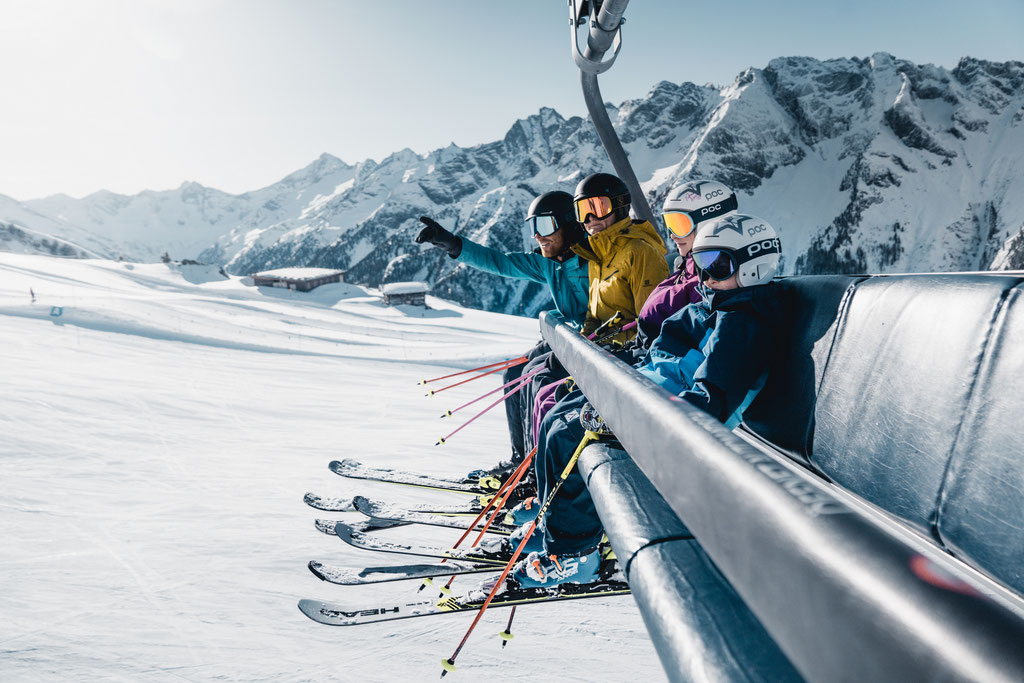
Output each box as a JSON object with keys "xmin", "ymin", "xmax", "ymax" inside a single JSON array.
[
  {"xmin": 937, "ymin": 284, "xmax": 1024, "ymax": 594},
  {"xmin": 810, "ymin": 275, "xmax": 1022, "ymax": 535}
]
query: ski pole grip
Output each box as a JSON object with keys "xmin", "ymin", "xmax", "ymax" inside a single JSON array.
[{"xmin": 560, "ymin": 431, "xmax": 600, "ymax": 479}]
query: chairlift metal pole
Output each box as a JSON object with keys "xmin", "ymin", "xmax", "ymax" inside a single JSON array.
[{"xmin": 569, "ymin": 0, "xmax": 657, "ymax": 227}]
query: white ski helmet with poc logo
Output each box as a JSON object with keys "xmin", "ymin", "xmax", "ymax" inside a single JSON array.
[
  {"xmin": 692, "ymin": 213, "xmax": 781, "ymax": 288},
  {"xmin": 661, "ymin": 180, "xmax": 738, "ymax": 238}
]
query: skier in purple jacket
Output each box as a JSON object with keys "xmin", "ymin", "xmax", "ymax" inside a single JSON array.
[{"xmin": 635, "ymin": 179, "xmax": 739, "ymax": 344}]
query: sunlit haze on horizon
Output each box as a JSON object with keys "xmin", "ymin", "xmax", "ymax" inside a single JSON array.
[{"xmin": 0, "ymin": 0, "xmax": 1020, "ymax": 200}]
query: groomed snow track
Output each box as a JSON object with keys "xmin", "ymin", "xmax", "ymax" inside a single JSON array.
[{"xmin": 541, "ymin": 272, "xmax": 1024, "ymax": 682}]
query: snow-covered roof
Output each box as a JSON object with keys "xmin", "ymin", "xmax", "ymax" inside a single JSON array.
[
  {"xmin": 381, "ymin": 281, "xmax": 428, "ymax": 295},
  {"xmin": 252, "ymin": 267, "xmax": 343, "ymax": 281}
]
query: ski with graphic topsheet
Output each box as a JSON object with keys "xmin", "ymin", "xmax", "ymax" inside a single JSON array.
[
  {"xmin": 307, "ymin": 559, "xmax": 499, "ymax": 586},
  {"xmin": 351, "ymin": 496, "xmax": 515, "ymax": 535},
  {"xmin": 322, "ymin": 519, "xmax": 509, "ymax": 564},
  {"xmin": 329, "ymin": 459, "xmax": 492, "ymax": 495},
  {"xmin": 304, "ymin": 492, "xmax": 486, "ymax": 516},
  {"xmin": 298, "ymin": 579, "xmax": 631, "ymax": 627}
]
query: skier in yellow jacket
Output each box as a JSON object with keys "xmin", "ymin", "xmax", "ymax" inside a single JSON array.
[{"xmin": 570, "ymin": 173, "xmax": 669, "ymax": 340}]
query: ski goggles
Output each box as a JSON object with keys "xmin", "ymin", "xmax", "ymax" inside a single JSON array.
[
  {"xmin": 662, "ymin": 212, "xmax": 698, "ymax": 238},
  {"xmin": 693, "ymin": 237, "xmax": 780, "ymax": 281},
  {"xmin": 663, "ymin": 195, "xmax": 739, "ymax": 238},
  {"xmin": 574, "ymin": 194, "xmax": 627, "ymax": 223},
  {"xmin": 692, "ymin": 249, "xmax": 740, "ymax": 281},
  {"xmin": 528, "ymin": 214, "xmax": 560, "ymax": 237}
]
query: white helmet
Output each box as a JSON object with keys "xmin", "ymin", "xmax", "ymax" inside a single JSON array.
[
  {"xmin": 661, "ymin": 180, "xmax": 738, "ymax": 238},
  {"xmin": 692, "ymin": 213, "xmax": 781, "ymax": 287}
]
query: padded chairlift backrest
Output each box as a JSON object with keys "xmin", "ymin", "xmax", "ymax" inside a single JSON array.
[
  {"xmin": 810, "ymin": 275, "xmax": 1022, "ymax": 536},
  {"xmin": 937, "ymin": 283, "xmax": 1024, "ymax": 594},
  {"xmin": 742, "ymin": 275, "xmax": 864, "ymax": 466}
]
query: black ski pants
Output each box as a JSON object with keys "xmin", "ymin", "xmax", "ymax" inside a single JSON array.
[{"xmin": 502, "ymin": 340, "xmax": 551, "ymax": 464}]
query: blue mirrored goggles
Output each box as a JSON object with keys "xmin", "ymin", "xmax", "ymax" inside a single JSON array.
[
  {"xmin": 528, "ymin": 214, "xmax": 560, "ymax": 237},
  {"xmin": 693, "ymin": 237, "xmax": 780, "ymax": 281},
  {"xmin": 692, "ymin": 249, "xmax": 738, "ymax": 281}
]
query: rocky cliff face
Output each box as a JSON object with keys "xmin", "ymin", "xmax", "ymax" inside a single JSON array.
[{"xmin": 4, "ymin": 53, "xmax": 1023, "ymax": 315}]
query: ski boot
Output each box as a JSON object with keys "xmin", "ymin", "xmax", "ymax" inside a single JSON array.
[
  {"xmin": 508, "ymin": 547, "xmax": 601, "ymax": 589},
  {"xmin": 503, "ymin": 496, "xmax": 540, "ymax": 526},
  {"xmin": 446, "ymin": 523, "xmax": 542, "ymax": 564}
]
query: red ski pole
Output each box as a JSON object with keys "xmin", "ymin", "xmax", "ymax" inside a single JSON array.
[
  {"xmin": 426, "ymin": 359, "xmax": 527, "ymax": 397},
  {"xmin": 439, "ymin": 430, "xmax": 602, "ymax": 677},
  {"xmin": 418, "ymin": 357, "xmax": 527, "ymax": 385},
  {"xmin": 435, "ymin": 449, "xmax": 535, "ymax": 597},
  {"xmin": 418, "ymin": 449, "xmax": 535, "ymax": 593}
]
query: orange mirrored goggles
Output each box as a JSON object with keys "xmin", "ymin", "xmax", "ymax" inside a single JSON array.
[
  {"xmin": 574, "ymin": 196, "xmax": 615, "ymax": 223},
  {"xmin": 662, "ymin": 212, "xmax": 696, "ymax": 238}
]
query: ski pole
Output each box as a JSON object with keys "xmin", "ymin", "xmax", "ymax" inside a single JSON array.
[
  {"xmin": 435, "ymin": 449, "xmax": 535, "ymax": 597},
  {"xmin": 418, "ymin": 449, "xmax": 535, "ymax": 593},
  {"xmin": 425, "ymin": 358, "xmax": 527, "ymax": 397},
  {"xmin": 586, "ymin": 312, "xmax": 623, "ymax": 340},
  {"xmin": 435, "ymin": 374, "xmax": 534, "ymax": 446},
  {"xmin": 418, "ymin": 357, "xmax": 527, "ymax": 385},
  {"xmin": 499, "ymin": 608, "xmax": 516, "ymax": 648},
  {"xmin": 439, "ymin": 430, "xmax": 602, "ymax": 677},
  {"xmin": 593, "ymin": 319, "xmax": 636, "ymax": 345},
  {"xmin": 440, "ymin": 365, "xmax": 547, "ymax": 418}
]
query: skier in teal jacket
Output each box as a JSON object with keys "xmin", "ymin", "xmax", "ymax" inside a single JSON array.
[{"xmin": 416, "ymin": 191, "xmax": 588, "ymax": 323}]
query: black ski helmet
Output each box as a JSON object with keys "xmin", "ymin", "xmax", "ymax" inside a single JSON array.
[
  {"xmin": 525, "ymin": 191, "xmax": 586, "ymax": 247},
  {"xmin": 526, "ymin": 191, "xmax": 576, "ymax": 229},
  {"xmin": 573, "ymin": 173, "xmax": 631, "ymax": 222}
]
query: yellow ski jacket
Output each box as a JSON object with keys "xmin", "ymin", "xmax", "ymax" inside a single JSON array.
[{"xmin": 572, "ymin": 217, "xmax": 669, "ymax": 339}]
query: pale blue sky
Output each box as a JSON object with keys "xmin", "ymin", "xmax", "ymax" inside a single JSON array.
[{"xmin": 0, "ymin": 0, "xmax": 1020, "ymax": 200}]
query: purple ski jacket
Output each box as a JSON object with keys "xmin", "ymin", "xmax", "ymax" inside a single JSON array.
[{"xmin": 636, "ymin": 253, "xmax": 702, "ymax": 342}]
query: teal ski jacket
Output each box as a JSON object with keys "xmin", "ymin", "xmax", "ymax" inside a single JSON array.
[{"xmin": 456, "ymin": 237, "xmax": 589, "ymax": 324}]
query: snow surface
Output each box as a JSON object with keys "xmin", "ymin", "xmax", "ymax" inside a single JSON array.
[{"xmin": 0, "ymin": 253, "xmax": 666, "ymax": 682}]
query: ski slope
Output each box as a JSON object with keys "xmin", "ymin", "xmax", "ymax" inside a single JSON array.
[{"xmin": 0, "ymin": 253, "xmax": 666, "ymax": 682}]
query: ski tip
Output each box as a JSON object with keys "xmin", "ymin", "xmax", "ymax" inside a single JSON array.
[
  {"xmin": 314, "ymin": 519, "xmax": 337, "ymax": 535},
  {"xmin": 307, "ymin": 560, "xmax": 327, "ymax": 581},
  {"xmin": 418, "ymin": 379, "xmax": 427, "ymax": 385}
]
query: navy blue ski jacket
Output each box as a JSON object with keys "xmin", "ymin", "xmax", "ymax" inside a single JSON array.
[
  {"xmin": 635, "ymin": 282, "xmax": 787, "ymax": 428},
  {"xmin": 456, "ymin": 237, "xmax": 589, "ymax": 324}
]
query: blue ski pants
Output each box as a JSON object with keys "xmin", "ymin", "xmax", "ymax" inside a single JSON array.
[{"xmin": 535, "ymin": 388, "xmax": 605, "ymax": 555}]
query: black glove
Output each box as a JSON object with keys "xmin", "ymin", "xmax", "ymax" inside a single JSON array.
[{"xmin": 415, "ymin": 217, "xmax": 463, "ymax": 258}]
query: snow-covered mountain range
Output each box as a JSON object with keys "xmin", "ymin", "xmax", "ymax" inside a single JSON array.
[{"xmin": 3, "ymin": 53, "xmax": 1023, "ymax": 316}]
